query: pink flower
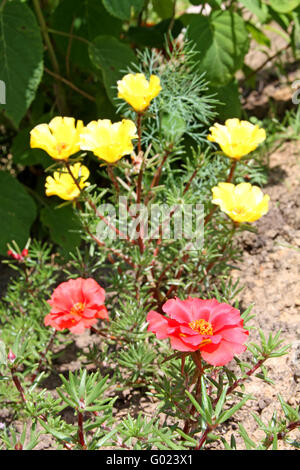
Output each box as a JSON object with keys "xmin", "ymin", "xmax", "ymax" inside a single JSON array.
[
  {"xmin": 147, "ymin": 297, "xmax": 248, "ymax": 366},
  {"xmin": 45, "ymin": 278, "xmax": 108, "ymax": 334}
]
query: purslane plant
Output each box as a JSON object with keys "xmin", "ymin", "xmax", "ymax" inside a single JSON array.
[{"xmin": 1, "ymin": 40, "xmax": 298, "ymax": 450}]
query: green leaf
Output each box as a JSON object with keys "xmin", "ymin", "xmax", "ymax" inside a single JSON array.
[
  {"xmin": 161, "ymin": 112, "xmax": 187, "ymax": 144},
  {"xmin": 89, "ymin": 35, "xmax": 137, "ymax": 102},
  {"xmin": 218, "ymin": 394, "xmax": 252, "ymax": 424},
  {"xmin": 102, "ymin": 0, "xmax": 144, "ymax": 21},
  {"xmin": 269, "ymin": 0, "xmax": 300, "ymax": 13},
  {"xmin": 239, "ymin": 0, "xmax": 269, "ymax": 23},
  {"xmin": 11, "ymin": 126, "xmax": 53, "ymax": 168},
  {"xmin": 214, "ymin": 385, "xmax": 229, "ymax": 420},
  {"xmin": 182, "ymin": 10, "xmax": 250, "ymax": 86},
  {"xmin": 0, "ymin": 171, "xmax": 37, "ymax": 255},
  {"xmin": 86, "ymin": 0, "xmax": 122, "ymax": 38},
  {"xmin": 211, "ymin": 80, "xmax": 241, "ymax": 120},
  {"xmin": 0, "ymin": 340, "xmax": 6, "ymax": 366},
  {"xmin": 0, "ymin": 1, "xmax": 43, "ymax": 127},
  {"xmin": 238, "ymin": 423, "xmax": 257, "ymax": 449},
  {"xmin": 127, "ymin": 18, "xmax": 183, "ymax": 48},
  {"xmin": 51, "ymin": 0, "xmax": 122, "ymax": 72},
  {"xmin": 246, "ymin": 22, "xmax": 271, "ymax": 47},
  {"xmin": 40, "ymin": 204, "xmax": 81, "ymax": 254},
  {"xmin": 152, "ymin": 0, "xmax": 174, "ymax": 19}
]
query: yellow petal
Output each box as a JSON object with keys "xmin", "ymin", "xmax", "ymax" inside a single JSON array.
[
  {"xmin": 30, "ymin": 117, "xmax": 84, "ymax": 160},
  {"xmin": 117, "ymin": 73, "xmax": 162, "ymax": 112},
  {"xmin": 207, "ymin": 119, "xmax": 266, "ymax": 160},
  {"xmin": 80, "ymin": 119, "xmax": 137, "ymax": 163},
  {"xmin": 45, "ymin": 163, "xmax": 89, "ymax": 201},
  {"xmin": 211, "ymin": 182, "xmax": 270, "ymax": 223}
]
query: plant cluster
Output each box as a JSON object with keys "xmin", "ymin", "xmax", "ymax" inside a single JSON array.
[
  {"xmin": 0, "ymin": 36, "xmax": 299, "ymax": 451},
  {"xmin": 1, "ymin": 0, "xmax": 300, "ymax": 254}
]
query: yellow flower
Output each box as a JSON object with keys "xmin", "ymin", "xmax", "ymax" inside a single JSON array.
[
  {"xmin": 207, "ymin": 118, "xmax": 266, "ymax": 160},
  {"xmin": 45, "ymin": 163, "xmax": 90, "ymax": 201},
  {"xmin": 117, "ymin": 73, "xmax": 162, "ymax": 112},
  {"xmin": 80, "ymin": 119, "xmax": 138, "ymax": 164},
  {"xmin": 30, "ymin": 117, "xmax": 84, "ymax": 160},
  {"xmin": 211, "ymin": 182, "xmax": 270, "ymax": 223}
]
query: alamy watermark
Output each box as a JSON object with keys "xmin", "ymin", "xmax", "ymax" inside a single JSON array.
[
  {"xmin": 0, "ymin": 80, "xmax": 6, "ymax": 104},
  {"xmin": 96, "ymin": 197, "xmax": 204, "ymax": 251}
]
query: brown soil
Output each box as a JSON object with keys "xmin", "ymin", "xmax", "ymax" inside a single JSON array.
[{"xmin": 208, "ymin": 139, "xmax": 300, "ymax": 449}]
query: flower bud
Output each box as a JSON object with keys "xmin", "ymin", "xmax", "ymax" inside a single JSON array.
[{"xmin": 7, "ymin": 349, "xmax": 16, "ymax": 363}]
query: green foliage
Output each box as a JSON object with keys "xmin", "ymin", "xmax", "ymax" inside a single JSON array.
[
  {"xmin": 89, "ymin": 35, "xmax": 138, "ymax": 103},
  {"xmin": 1, "ymin": 0, "xmax": 300, "ymax": 252},
  {"xmin": 182, "ymin": 10, "xmax": 250, "ymax": 87},
  {"xmin": 0, "ymin": 1, "xmax": 43, "ymax": 127},
  {"xmin": 102, "ymin": 0, "xmax": 145, "ymax": 21},
  {"xmin": 0, "ymin": 172, "xmax": 37, "ymax": 255},
  {"xmin": 0, "ymin": 0, "xmax": 299, "ymax": 452}
]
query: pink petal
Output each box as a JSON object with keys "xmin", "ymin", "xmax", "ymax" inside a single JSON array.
[
  {"xmin": 201, "ymin": 339, "xmax": 247, "ymax": 367},
  {"xmin": 162, "ymin": 298, "xmax": 195, "ymax": 323},
  {"xmin": 147, "ymin": 311, "xmax": 171, "ymax": 339},
  {"xmin": 169, "ymin": 336, "xmax": 198, "ymax": 352}
]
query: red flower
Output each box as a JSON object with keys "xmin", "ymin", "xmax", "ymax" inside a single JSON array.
[
  {"xmin": 7, "ymin": 248, "xmax": 29, "ymax": 261},
  {"xmin": 147, "ymin": 297, "xmax": 248, "ymax": 366},
  {"xmin": 45, "ymin": 278, "xmax": 108, "ymax": 334}
]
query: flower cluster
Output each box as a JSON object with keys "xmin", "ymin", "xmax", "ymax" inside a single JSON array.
[
  {"xmin": 33, "ymin": 73, "xmax": 270, "ymax": 369},
  {"xmin": 207, "ymin": 118, "xmax": 269, "ymax": 223},
  {"xmin": 30, "ymin": 73, "xmax": 162, "ymax": 202}
]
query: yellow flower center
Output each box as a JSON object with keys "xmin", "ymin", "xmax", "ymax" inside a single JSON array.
[
  {"xmin": 69, "ymin": 302, "xmax": 85, "ymax": 317},
  {"xmin": 189, "ymin": 319, "xmax": 213, "ymax": 336}
]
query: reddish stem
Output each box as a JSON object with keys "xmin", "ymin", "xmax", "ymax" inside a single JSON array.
[
  {"xmin": 11, "ymin": 368, "xmax": 26, "ymax": 403},
  {"xmin": 107, "ymin": 164, "xmax": 120, "ymax": 194},
  {"xmin": 77, "ymin": 410, "xmax": 86, "ymax": 449},
  {"xmin": 137, "ymin": 112, "xmax": 143, "ymax": 154},
  {"xmin": 85, "ymin": 226, "xmax": 137, "ymax": 269},
  {"xmin": 226, "ymin": 159, "xmax": 237, "ymax": 183}
]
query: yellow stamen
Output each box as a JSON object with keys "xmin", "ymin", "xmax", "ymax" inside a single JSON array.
[
  {"xmin": 56, "ymin": 142, "xmax": 68, "ymax": 154},
  {"xmin": 189, "ymin": 319, "xmax": 213, "ymax": 336},
  {"xmin": 70, "ymin": 302, "xmax": 85, "ymax": 317}
]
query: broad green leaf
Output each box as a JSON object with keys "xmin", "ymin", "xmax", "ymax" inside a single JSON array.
[
  {"xmin": 0, "ymin": 1, "xmax": 43, "ymax": 127},
  {"xmin": 189, "ymin": 0, "xmax": 222, "ymax": 7},
  {"xmin": 89, "ymin": 35, "xmax": 137, "ymax": 102},
  {"xmin": 51, "ymin": 0, "xmax": 122, "ymax": 71},
  {"xmin": 246, "ymin": 22, "xmax": 271, "ymax": 47},
  {"xmin": 86, "ymin": 0, "xmax": 122, "ymax": 38},
  {"xmin": 0, "ymin": 171, "xmax": 37, "ymax": 255},
  {"xmin": 211, "ymin": 80, "xmax": 241, "ymax": 120},
  {"xmin": 239, "ymin": 0, "xmax": 269, "ymax": 23},
  {"xmin": 269, "ymin": 0, "xmax": 300, "ymax": 13},
  {"xmin": 102, "ymin": 0, "xmax": 145, "ymax": 20},
  {"xmin": 182, "ymin": 11, "xmax": 250, "ymax": 86},
  {"xmin": 152, "ymin": 0, "xmax": 174, "ymax": 19},
  {"xmin": 40, "ymin": 205, "xmax": 81, "ymax": 254},
  {"xmin": 127, "ymin": 18, "xmax": 183, "ymax": 48},
  {"xmin": 11, "ymin": 126, "xmax": 53, "ymax": 168}
]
